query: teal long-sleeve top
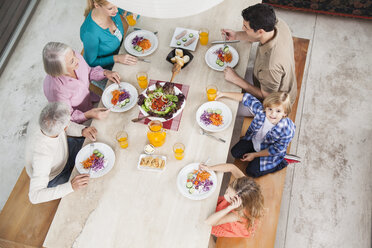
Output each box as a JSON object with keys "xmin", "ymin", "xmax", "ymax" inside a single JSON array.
[{"xmin": 80, "ymin": 9, "xmax": 125, "ymax": 70}]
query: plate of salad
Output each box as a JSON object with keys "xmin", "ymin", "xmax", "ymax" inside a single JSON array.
[
  {"xmin": 75, "ymin": 142, "xmax": 115, "ymax": 178},
  {"xmin": 124, "ymin": 30, "xmax": 158, "ymax": 57},
  {"xmin": 196, "ymin": 101, "xmax": 232, "ymax": 132},
  {"xmin": 102, "ymin": 82, "xmax": 138, "ymax": 112},
  {"xmin": 177, "ymin": 163, "xmax": 217, "ymax": 200},
  {"xmin": 137, "ymin": 82, "xmax": 186, "ymax": 121},
  {"xmin": 205, "ymin": 44, "xmax": 239, "ymax": 71}
]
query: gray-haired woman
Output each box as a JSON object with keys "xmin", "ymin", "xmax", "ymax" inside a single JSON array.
[
  {"xmin": 25, "ymin": 102, "xmax": 97, "ymax": 204},
  {"xmin": 43, "ymin": 42, "xmax": 120, "ymax": 124}
]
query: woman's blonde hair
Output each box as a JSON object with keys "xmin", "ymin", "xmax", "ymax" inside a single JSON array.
[
  {"xmin": 231, "ymin": 177, "xmax": 264, "ymax": 230},
  {"xmin": 263, "ymin": 91, "xmax": 292, "ymax": 115},
  {"xmin": 84, "ymin": 0, "xmax": 110, "ymax": 17},
  {"xmin": 42, "ymin": 42, "xmax": 72, "ymax": 77}
]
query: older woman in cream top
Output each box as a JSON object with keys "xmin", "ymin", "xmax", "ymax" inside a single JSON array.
[{"xmin": 43, "ymin": 42, "xmax": 120, "ymax": 124}]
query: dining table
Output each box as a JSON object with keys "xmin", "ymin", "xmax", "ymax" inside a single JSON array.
[{"xmin": 44, "ymin": 0, "xmax": 258, "ymax": 247}]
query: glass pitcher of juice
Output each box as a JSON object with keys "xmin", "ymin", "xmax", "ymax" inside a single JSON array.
[
  {"xmin": 206, "ymin": 85, "xmax": 218, "ymax": 101},
  {"xmin": 147, "ymin": 120, "xmax": 166, "ymax": 147}
]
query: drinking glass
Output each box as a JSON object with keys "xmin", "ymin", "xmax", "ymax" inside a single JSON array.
[
  {"xmin": 199, "ymin": 29, "xmax": 209, "ymax": 45},
  {"xmin": 136, "ymin": 72, "xmax": 148, "ymax": 89},
  {"xmin": 126, "ymin": 14, "xmax": 136, "ymax": 26},
  {"xmin": 173, "ymin": 143, "xmax": 185, "ymax": 160},
  {"xmin": 116, "ymin": 131, "xmax": 128, "ymax": 149},
  {"xmin": 206, "ymin": 85, "xmax": 218, "ymax": 101}
]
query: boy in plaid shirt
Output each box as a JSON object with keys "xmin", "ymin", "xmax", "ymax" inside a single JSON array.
[{"xmin": 216, "ymin": 91, "xmax": 295, "ymax": 177}]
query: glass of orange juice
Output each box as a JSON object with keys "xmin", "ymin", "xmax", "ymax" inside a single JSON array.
[
  {"xmin": 116, "ymin": 131, "xmax": 128, "ymax": 149},
  {"xmin": 136, "ymin": 72, "xmax": 148, "ymax": 89},
  {"xmin": 126, "ymin": 14, "xmax": 136, "ymax": 26},
  {"xmin": 173, "ymin": 143, "xmax": 185, "ymax": 160},
  {"xmin": 199, "ymin": 28, "xmax": 209, "ymax": 46},
  {"xmin": 147, "ymin": 120, "xmax": 166, "ymax": 147},
  {"xmin": 206, "ymin": 85, "xmax": 218, "ymax": 101}
]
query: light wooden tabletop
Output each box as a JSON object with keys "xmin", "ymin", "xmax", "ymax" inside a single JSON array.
[{"xmin": 44, "ymin": 1, "xmax": 258, "ymax": 247}]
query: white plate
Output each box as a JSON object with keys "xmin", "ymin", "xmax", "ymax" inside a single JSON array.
[
  {"xmin": 75, "ymin": 142, "xmax": 116, "ymax": 179},
  {"xmin": 177, "ymin": 163, "xmax": 217, "ymax": 200},
  {"xmin": 124, "ymin": 30, "xmax": 158, "ymax": 57},
  {"xmin": 169, "ymin": 27, "xmax": 199, "ymax": 52},
  {"xmin": 102, "ymin": 82, "xmax": 138, "ymax": 112},
  {"xmin": 205, "ymin": 44, "xmax": 239, "ymax": 71},
  {"xmin": 138, "ymin": 82, "xmax": 186, "ymax": 122},
  {"xmin": 196, "ymin": 101, "xmax": 232, "ymax": 132},
  {"xmin": 137, "ymin": 154, "xmax": 167, "ymax": 172}
]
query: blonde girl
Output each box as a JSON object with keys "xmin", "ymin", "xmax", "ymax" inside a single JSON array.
[{"xmin": 204, "ymin": 163, "xmax": 264, "ymax": 237}]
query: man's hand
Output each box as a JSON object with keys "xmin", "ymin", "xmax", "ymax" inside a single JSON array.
[
  {"xmin": 221, "ymin": 29, "xmax": 237, "ymax": 40},
  {"xmin": 71, "ymin": 174, "xmax": 90, "ymax": 191},
  {"xmin": 104, "ymin": 70, "xmax": 121, "ymax": 84},
  {"xmin": 241, "ymin": 153, "xmax": 256, "ymax": 162},
  {"xmin": 224, "ymin": 67, "xmax": 241, "ymax": 84},
  {"xmin": 82, "ymin": 126, "xmax": 97, "ymax": 141}
]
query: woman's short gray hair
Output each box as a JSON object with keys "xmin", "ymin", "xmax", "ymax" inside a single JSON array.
[
  {"xmin": 39, "ymin": 102, "xmax": 71, "ymax": 136},
  {"xmin": 42, "ymin": 42, "xmax": 72, "ymax": 77}
]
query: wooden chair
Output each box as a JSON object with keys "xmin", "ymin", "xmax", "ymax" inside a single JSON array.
[{"xmin": 216, "ymin": 37, "xmax": 310, "ymax": 248}]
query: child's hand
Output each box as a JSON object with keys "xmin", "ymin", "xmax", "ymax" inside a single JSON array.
[
  {"xmin": 228, "ymin": 195, "xmax": 242, "ymax": 210},
  {"xmin": 199, "ymin": 163, "xmax": 209, "ymax": 171},
  {"xmin": 215, "ymin": 91, "xmax": 224, "ymax": 100},
  {"xmin": 241, "ymin": 153, "xmax": 256, "ymax": 162}
]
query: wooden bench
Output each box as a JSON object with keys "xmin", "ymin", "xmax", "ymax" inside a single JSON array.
[
  {"xmin": 216, "ymin": 37, "xmax": 309, "ymax": 248},
  {"xmin": 0, "ymin": 169, "xmax": 60, "ymax": 248},
  {"xmin": 0, "ymin": 15, "xmax": 131, "ymax": 248}
]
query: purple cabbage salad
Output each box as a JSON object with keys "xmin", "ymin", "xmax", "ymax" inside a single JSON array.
[
  {"xmin": 195, "ymin": 178, "xmax": 214, "ymax": 192},
  {"xmin": 200, "ymin": 111, "xmax": 212, "ymax": 126},
  {"xmin": 118, "ymin": 89, "xmax": 131, "ymax": 102},
  {"xmin": 132, "ymin": 35, "xmax": 144, "ymax": 46},
  {"xmin": 91, "ymin": 156, "xmax": 105, "ymax": 172}
]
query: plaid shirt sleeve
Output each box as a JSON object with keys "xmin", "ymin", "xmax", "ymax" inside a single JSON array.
[
  {"xmin": 267, "ymin": 119, "xmax": 296, "ymax": 156},
  {"xmin": 242, "ymin": 93, "xmax": 263, "ymax": 115}
]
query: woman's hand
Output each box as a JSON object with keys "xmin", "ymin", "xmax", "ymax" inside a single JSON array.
[
  {"xmin": 104, "ymin": 70, "xmax": 121, "ymax": 84},
  {"xmin": 241, "ymin": 153, "xmax": 256, "ymax": 162},
  {"xmin": 221, "ymin": 29, "xmax": 237, "ymax": 40},
  {"xmin": 82, "ymin": 126, "xmax": 97, "ymax": 141},
  {"xmin": 227, "ymin": 195, "xmax": 242, "ymax": 210},
  {"xmin": 114, "ymin": 54, "xmax": 138, "ymax": 65},
  {"xmin": 224, "ymin": 67, "xmax": 240, "ymax": 83},
  {"xmin": 85, "ymin": 108, "xmax": 110, "ymax": 120},
  {"xmin": 71, "ymin": 174, "xmax": 90, "ymax": 191}
]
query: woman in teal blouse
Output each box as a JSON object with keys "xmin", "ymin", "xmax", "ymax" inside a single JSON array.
[{"xmin": 80, "ymin": 0, "xmax": 138, "ymax": 70}]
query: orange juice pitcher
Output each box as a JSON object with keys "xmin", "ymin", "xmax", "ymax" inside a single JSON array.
[{"xmin": 147, "ymin": 120, "xmax": 166, "ymax": 147}]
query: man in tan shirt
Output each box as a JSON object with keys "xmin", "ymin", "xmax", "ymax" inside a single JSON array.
[
  {"xmin": 222, "ymin": 3, "xmax": 297, "ymax": 108},
  {"xmin": 25, "ymin": 102, "xmax": 97, "ymax": 204}
]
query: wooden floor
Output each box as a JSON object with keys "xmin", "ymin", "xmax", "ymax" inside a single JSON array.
[{"xmin": 216, "ymin": 37, "xmax": 310, "ymax": 248}]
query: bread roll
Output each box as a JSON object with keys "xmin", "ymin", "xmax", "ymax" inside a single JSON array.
[
  {"xmin": 183, "ymin": 55, "xmax": 190, "ymax": 63},
  {"xmin": 175, "ymin": 48, "xmax": 183, "ymax": 57}
]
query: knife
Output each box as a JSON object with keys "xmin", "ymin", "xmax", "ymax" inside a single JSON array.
[
  {"xmin": 137, "ymin": 58, "xmax": 151, "ymax": 63},
  {"xmin": 211, "ymin": 40, "xmax": 240, "ymax": 44},
  {"xmin": 133, "ymin": 27, "xmax": 158, "ymax": 35}
]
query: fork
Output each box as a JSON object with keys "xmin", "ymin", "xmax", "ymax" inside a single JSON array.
[
  {"xmin": 89, "ymin": 143, "xmax": 94, "ymax": 175},
  {"xmin": 199, "ymin": 128, "xmax": 226, "ymax": 143}
]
